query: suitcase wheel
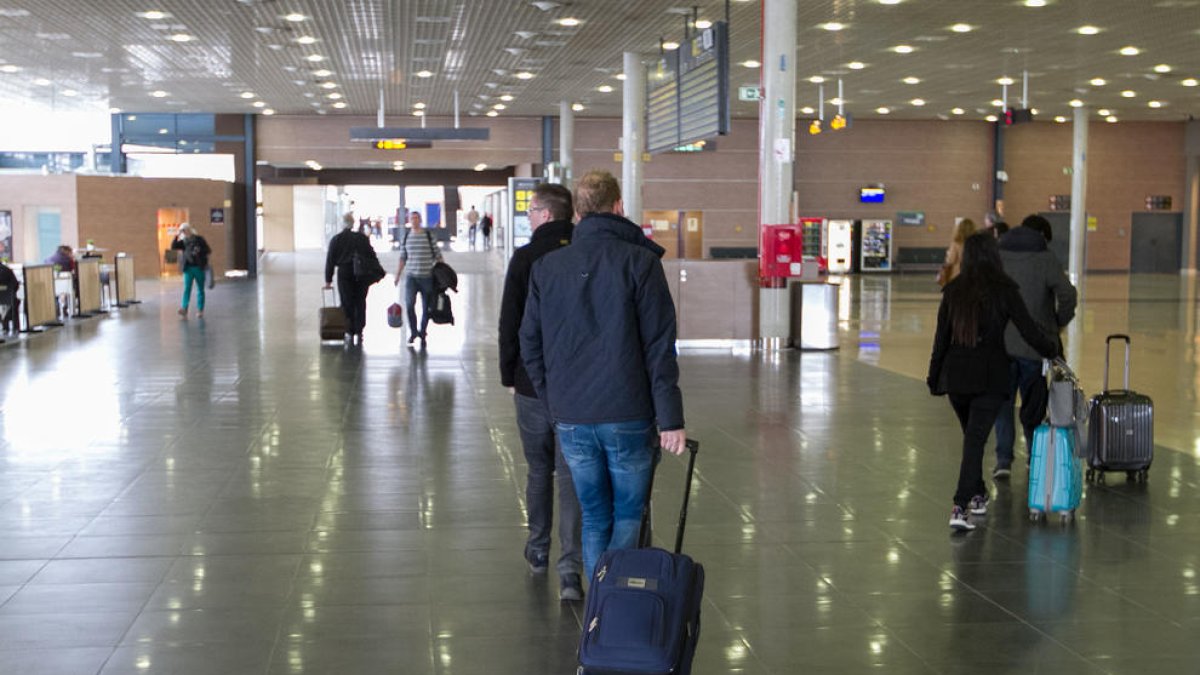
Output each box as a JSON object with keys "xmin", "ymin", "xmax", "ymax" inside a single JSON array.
[
  {"xmin": 1029, "ymin": 509, "xmax": 1044, "ymax": 522},
  {"xmin": 1059, "ymin": 510, "xmax": 1075, "ymax": 525}
]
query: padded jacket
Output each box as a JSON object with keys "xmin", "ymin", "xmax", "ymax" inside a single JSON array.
[
  {"xmin": 927, "ymin": 275, "xmax": 1057, "ymax": 396},
  {"xmin": 520, "ymin": 212, "xmax": 684, "ymax": 430},
  {"xmin": 998, "ymin": 226, "xmax": 1077, "ymax": 361},
  {"xmin": 498, "ymin": 219, "xmax": 573, "ymax": 397},
  {"xmin": 323, "ymin": 229, "xmax": 373, "ymax": 284}
]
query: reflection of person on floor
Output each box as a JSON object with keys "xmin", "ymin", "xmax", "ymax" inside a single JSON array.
[
  {"xmin": 395, "ymin": 211, "xmax": 441, "ymax": 349},
  {"xmin": 171, "ymin": 223, "xmax": 211, "ymax": 319},
  {"xmin": 0, "ymin": 259, "xmax": 19, "ymax": 334},
  {"xmin": 498, "ymin": 183, "xmax": 583, "ymax": 600},
  {"xmin": 324, "ymin": 213, "xmax": 374, "ymax": 346}
]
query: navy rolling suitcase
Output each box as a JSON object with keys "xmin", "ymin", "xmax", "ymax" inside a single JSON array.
[
  {"xmin": 578, "ymin": 439, "xmax": 704, "ymax": 675},
  {"xmin": 1086, "ymin": 335, "xmax": 1154, "ymax": 482}
]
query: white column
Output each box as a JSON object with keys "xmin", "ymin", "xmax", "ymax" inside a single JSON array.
[
  {"xmin": 559, "ymin": 100, "xmax": 574, "ymax": 186},
  {"xmin": 622, "ymin": 51, "xmax": 645, "ymax": 220},
  {"xmin": 757, "ymin": 0, "xmax": 797, "ymax": 348},
  {"xmin": 1069, "ymin": 106, "xmax": 1088, "ymax": 285}
]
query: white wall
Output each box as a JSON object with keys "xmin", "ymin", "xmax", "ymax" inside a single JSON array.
[{"xmin": 292, "ymin": 186, "xmax": 327, "ymax": 251}]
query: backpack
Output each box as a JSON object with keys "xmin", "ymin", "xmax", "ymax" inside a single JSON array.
[{"xmin": 429, "ymin": 290, "xmax": 454, "ymax": 325}]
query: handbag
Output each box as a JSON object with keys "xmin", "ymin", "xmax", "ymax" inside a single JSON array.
[
  {"xmin": 1046, "ymin": 358, "xmax": 1089, "ymax": 457},
  {"xmin": 353, "ymin": 249, "xmax": 386, "ymax": 285},
  {"xmin": 387, "ymin": 302, "xmax": 404, "ymax": 328}
]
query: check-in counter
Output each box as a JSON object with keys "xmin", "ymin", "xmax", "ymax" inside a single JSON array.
[{"xmin": 662, "ymin": 259, "xmax": 759, "ymax": 341}]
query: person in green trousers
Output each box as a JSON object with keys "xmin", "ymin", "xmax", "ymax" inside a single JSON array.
[{"xmin": 171, "ymin": 223, "xmax": 211, "ymax": 318}]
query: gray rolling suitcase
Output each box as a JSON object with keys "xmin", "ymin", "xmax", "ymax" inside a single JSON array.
[{"xmin": 1085, "ymin": 334, "xmax": 1153, "ymax": 482}]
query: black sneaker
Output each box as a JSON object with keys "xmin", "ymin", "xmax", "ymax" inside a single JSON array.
[
  {"xmin": 527, "ymin": 553, "xmax": 548, "ymax": 574},
  {"xmin": 559, "ymin": 574, "xmax": 584, "ymax": 601}
]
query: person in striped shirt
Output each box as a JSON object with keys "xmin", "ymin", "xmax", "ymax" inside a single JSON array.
[{"xmin": 394, "ymin": 211, "xmax": 442, "ymax": 348}]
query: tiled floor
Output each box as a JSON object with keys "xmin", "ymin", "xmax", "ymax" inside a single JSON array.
[{"xmin": 1, "ymin": 249, "xmax": 1198, "ymax": 674}]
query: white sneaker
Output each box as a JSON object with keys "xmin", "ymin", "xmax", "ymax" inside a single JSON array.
[
  {"xmin": 969, "ymin": 494, "xmax": 990, "ymax": 516},
  {"xmin": 949, "ymin": 506, "xmax": 976, "ymax": 531}
]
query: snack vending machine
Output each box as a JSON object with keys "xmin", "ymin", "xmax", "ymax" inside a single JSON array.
[
  {"xmin": 860, "ymin": 219, "xmax": 894, "ymax": 272},
  {"xmin": 825, "ymin": 220, "xmax": 854, "ymax": 274},
  {"xmin": 799, "ymin": 217, "xmax": 827, "ymax": 275}
]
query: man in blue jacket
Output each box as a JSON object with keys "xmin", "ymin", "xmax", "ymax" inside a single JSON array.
[{"xmin": 520, "ymin": 170, "xmax": 686, "ymax": 584}]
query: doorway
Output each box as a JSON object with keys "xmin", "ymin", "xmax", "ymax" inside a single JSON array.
[
  {"xmin": 641, "ymin": 210, "xmax": 704, "ymax": 259},
  {"xmin": 1130, "ymin": 212, "xmax": 1183, "ymax": 273},
  {"xmin": 157, "ymin": 208, "xmax": 189, "ymax": 276}
]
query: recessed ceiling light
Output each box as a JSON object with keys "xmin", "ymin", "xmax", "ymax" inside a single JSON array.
[
  {"xmin": 306, "ymin": 54, "xmax": 326, "ymax": 62},
  {"xmin": 878, "ymin": 0, "xmax": 902, "ymax": 4},
  {"xmin": 1025, "ymin": 0, "xmax": 1047, "ymax": 6},
  {"xmin": 555, "ymin": 17, "xmax": 581, "ymax": 27},
  {"xmin": 150, "ymin": 90, "xmax": 169, "ymax": 97},
  {"xmin": 1121, "ymin": 90, "xmax": 1136, "ymax": 98},
  {"xmin": 1054, "ymin": 116, "xmax": 1066, "ymax": 122},
  {"xmin": 61, "ymin": 89, "xmax": 77, "ymax": 97},
  {"xmin": 800, "ymin": 106, "xmax": 815, "ymax": 114},
  {"xmin": 109, "ymin": 107, "xmax": 121, "ymax": 113},
  {"xmin": 741, "ymin": 60, "xmax": 761, "ymax": 68},
  {"xmin": 416, "ymin": 70, "xmax": 433, "ymax": 78},
  {"xmin": 1075, "ymin": 25, "xmax": 1101, "ymax": 35},
  {"xmin": 615, "ymin": 73, "xmax": 627, "ymax": 80},
  {"xmin": 1106, "ymin": 115, "xmax": 1118, "ymax": 123},
  {"xmin": 876, "ymin": 107, "xmax": 890, "ymax": 114},
  {"xmin": 829, "ymin": 97, "xmax": 843, "ymax": 106},
  {"xmin": 262, "ymin": 109, "xmax": 275, "ymax": 115},
  {"xmin": 1182, "ymin": 78, "xmax": 1199, "ymax": 87},
  {"xmin": 847, "ymin": 61, "xmax": 866, "ymax": 70},
  {"xmin": 991, "ymin": 99, "xmax": 1004, "ymax": 107},
  {"xmin": 902, "ymin": 76, "xmax": 920, "ymax": 84},
  {"xmin": 997, "ymin": 77, "xmax": 1014, "ymax": 85},
  {"xmin": 168, "ymin": 33, "xmax": 194, "ymax": 42},
  {"xmin": 985, "ymin": 114, "xmax": 1000, "ymax": 122},
  {"xmin": 36, "ymin": 33, "xmax": 70, "ymax": 40},
  {"xmin": 662, "ymin": 41, "xmax": 680, "ymax": 50},
  {"xmin": 493, "ymin": 103, "xmax": 506, "ymax": 110},
  {"xmin": 949, "ymin": 23, "xmax": 973, "ymax": 33},
  {"xmin": 137, "ymin": 10, "xmax": 169, "ymax": 19},
  {"xmin": 892, "ymin": 45, "xmax": 915, "ymax": 54},
  {"xmin": 312, "ymin": 69, "xmax": 333, "ymax": 77},
  {"xmin": 597, "ymin": 84, "xmax": 613, "ymax": 93},
  {"xmin": 253, "ymin": 101, "xmax": 266, "ymax": 108},
  {"xmin": 240, "ymin": 92, "xmax": 255, "ymax": 99},
  {"xmin": 413, "ymin": 110, "xmax": 425, "ymax": 117},
  {"xmin": 332, "ymin": 101, "xmax": 346, "ymax": 108},
  {"xmin": 1068, "ymin": 99, "xmax": 1084, "ymax": 107},
  {"xmin": 413, "ymin": 102, "xmax": 426, "ymax": 109},
  {"xmin": 284, "ymin": 13, "xmax": 307, "ymax": 22},
  {"xmin": 1089, "ymin": 78, "xmax": 1106, "ymax": 86},
  {"xmin": 1098, "ymin": 108, "xmax": 1111, "ymax": 116},
  {"xmin": 818, "ymin": 22, "xmax": 847, "ymax": 31},
  {"xmin": 33, "ymin": 77, "xmax": 50, "ymax": 86},
  {"xmin": 295, "ymin": 36, "xmax": 318, "ymax": 45},
  {"xmin": 72, "ymin": 52, "xmax": 102, "ymax": 58},
  {"xmin": 572, "ymin": 103, "xmax": 585, "ymax": 111},
  {"xmin": 499, "ymin": 94, "xmax": 514, "ymax": 101},
  {"xmin": 809, "ymin": 76, "xmax": 826, "ymax": 83},
  {"xmin": 1031, "ymin": 108, "xmax": 1039, "ymax": 115},
  {"xmin": 474, "ymin": 163, "xmax": 488, "ymax": 171},
  {"xmin": 318, "ymin": 83, "xmax": 337, "ymax": 90},
  {"xmin": 486, "ymin": 110, "xmax": 499, "ymax": 117},
  {"xmin": 516, "ymin": 71, "xmax": 535, "ymax": 79},
  {"xmin": 951, "ymin": 108, "xmax": 964, "ymax": 115},
  {"xmin": 1119, "ymin": 46, "xmax": 1140, "ymax": 56},
  {"xmin": 1148, "ymin": 100, "xmax": 1164, "ymax": 108},
  {"xmin": 327, "ymin": 93, "xmax": 342, "ymax": 100},
  {"xmin": 910, "ymin": 98, "xmax": 926, "ymax": 106},
  {"xmin": 695, "ymin": 19, "xmax": 712, "ymax": 29},
  {"xmin": 1153, "ymin": 64, "xmax": 1172, "ymax": 74}
]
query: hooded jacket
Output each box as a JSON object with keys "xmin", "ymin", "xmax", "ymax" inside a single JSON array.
[
  {"xmin": 520, "ymin": 212, "xmax": 684, "ymax": 430},
  {"xmin": 998, "ymin": 226, "xmax": 1077, "ymax": 361},
  {"xmin": 498, "ymin": 219, "xmax": 573, "ymax": 397}
]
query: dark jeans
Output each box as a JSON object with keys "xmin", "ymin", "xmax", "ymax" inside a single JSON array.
[
  {"xmin": 405, "ymin": 274, "xmax": 434, "ymax": 339},
  {"xmin": 515, "ymin": 394, "xmax": 582, "ymax": 578},
  {"xmin": 336, "ymin": 267, "xmax": 367, "ymax": 335},
  {"xmin": 994, "ymin": 358, "xmax": 1047, "ymax": 467},
  {"xmin": 949, "ymin": 393, "xmax": 1006, "ymax": 509}
]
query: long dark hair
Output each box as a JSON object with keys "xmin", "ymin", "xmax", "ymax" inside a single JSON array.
[{"xmin": 944, "ymin": 232, "xmax": 1014, "ymax": 345}]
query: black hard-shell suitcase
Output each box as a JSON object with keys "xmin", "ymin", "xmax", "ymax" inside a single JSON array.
[
  {"xmin": 1086, "ymin": 334, "xmax": 1153, "ymax": 482},
  {"xmin": 319, "ymin": 287, "xmax": 346, "ymax": 341},
  {"xmin": 578, "ymin": 439, "xmax": 704, "ymax": 675}
]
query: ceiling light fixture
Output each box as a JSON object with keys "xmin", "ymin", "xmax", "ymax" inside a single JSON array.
[
  {"xmin": 572, "ymin": 103, "xmax": 585, "ymax": 111},
  {"xmin": 985, "ymin": 114, "xmax": 998, "ymax": 122},
  {"xmin": 910, "ymin": 98, "xmax": 926, "ymax": 106},
  {"xmin": 493, "ymin": 103, "xmax": 506, "ymax": 110},
  {"xmin": 1182, "ymin": 78, "xmax": 1199, "ymax": 87},
  {"xmin": 262, "ymin": 109, "xmax": 275, "ymax": 115},
  {"xmin": 597, "ymin": 84, "xmax": 613, "ymax": 92},
  {"xmin": 878, "ymin": 0, "xmax": 902, "ymax": 4},
  {"xmin": 741, "ymin": 60, "xmax": 761, "ymax": 68},
  {"xmin": 829, "ymin": 97, "xmax": 843, "ymax": 106},
  {"xmin": 326, "ymin": 92, "xmax": 342, "ymax": 100},
  {"xmin": 991, "ymin": 99, "xmax": 1004, "ymax": 107},
  {"xmin": 61, "ymin": 89, "xmax": 77, "ymax": 97},
  {"xmin": 137, "ymin": 10, "xmax": 168, "ymax": 19},
  {"xmin": 240, "ymin": 92, "xmax": 255, "ymax": 99},
  {"xmin": 662, "ymin": 41, "xmax": 680, "ymax": 50},
  {"xmin": 33, "ymin": 77, "xmax": 50, "ymax": 85},
  {"xmin": 876, "ymin": 107, "xmax": 890, "ymax": 114},
  {"xmin": 818, "ymin": 22, "xmax": 847, "ymax": 31},
  {"xmin": 150, "ymin": 90, "xmax": 169, "ymax": 97},
  {"xmin": 413, "ymin": 110, "xmax": 425, "ymax": 117},
  {"xmin": 168, "ymin": 33, "xmax": 194, "ymax": 42},
  {"xmin": 695, "ymin": 19, "xmax": 712, "ymax": 29},
  {"xmin": 902, "ymin": 76, "xmax": 920, "ymax": 84},
  {"xmin": 847, "ymin": 61, "xmax": 866, "ymax": 70},
  {"xmin": 253, "ymin": 101, "xmax": 266, "ymax": 108},
  {"xmin": 486, "ymin": 110, "xmax": 499, "ymax": 117},
  {"xmin": 312, "ymin": 69, "xmax": 333, "ymax": 77},
  {"xmin": 1089, "ymin": 77, "xmax": 1106, "ymax": 86},
  {"xmin": 305, "ymin": 54, "xmax": 326, "ymax": 62},
  {"xmin": 332, "ymin": 101, "xmax": 347, "ymax": 108},
  {"xmin": 474, "ymin": 163, "xmax": 488, "ymax": 171},
  {"xmin": 414, "ymin": 102, "xmax": 426, "ymax": 109},
  {"xmin": 1154, "ymin": 64, "xmax": 1172, "ymax": 74},
  {"xmin": 1106, "ymin": 116, "xmax": 1118, "ymax": 123},
  {"xmin": 516, "ymin": 71, "xmax": 535, "ymax": 79},
  {"xmin": 1098, "ymin": 108, "xmax": 1111, "ymax": 116},
  {"xmin": 295, "ymin": 36, "xmax": 318, "ymax": 45},
  {"xmin": 997, "ymin": 77, "xmax": 1014, "ymax": 85},
  {"xmin": 555, "ymin": 17, "xmax": 581, "ymax": 27},
  {"xmin": 1075, "ymin": 25, "xmax": 1101, "ymax": 35},
  {"xmin": 615, "ymin": 73, "xmax": 627, "ymax": 80},
  {"xmin": 321, "ymin": 82, "xmax": 337, "ymax": 89},
  {"xmin": 809, "ymin": 76, "xmax": 826, "ymax": 83},
  {"xmin": 951, "ymin": 108, "xmax": 965, "ymax": 115},
  {"xmin": 1025, "ymin": 0, "xmax": 1047, "ymax": 6},
  {"xmin": 800, "ymin": 106, "xmax": 815, "ymax": 114},
  {"xmin": 284, "ymin": 13, "xmax": 307, "ymax": 22},
  {"xmin": 1119, "ymin": 46, "xmax": 1140, "ymax": 56},
  {"xmin": 892, "ymin": 45, "xmax": 915, "ymax": 54},
  {"xmin": 416, "ymin": 70, "xmax": 433, "ymax": 78},
  {"xmin": 1121, "ymin": 90, "xmax": 1136, "ymax": 97},
  {"xmin": 949, "ymin": 23, "xmax": 973, "ymax": 33},
  {"xmin": 1148, "ymin": 100, "xmax": 1164, "ymax": 108},
  {"xmin": 1068, "ymin": 99, "xmax": 1084, "ymax": 107},
  {"xmin": 1054, "ymin": 116, "xmax": 1066, "ymax": 122},
  {"xmin": 500, "ymin": 94, "xmax": 514, "ymax": 101}
]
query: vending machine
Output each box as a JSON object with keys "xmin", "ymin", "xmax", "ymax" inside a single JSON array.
[
  {"xmin": 825, "ymin": 220, "xmax": 854, "ymax": 274},
  {"xmin": 860, "ymin": 219, "xmax": 894, "ymax": 272},
  {"xmin": 799, "ymin": 217, "xmax": 827, "ymax": 275}
]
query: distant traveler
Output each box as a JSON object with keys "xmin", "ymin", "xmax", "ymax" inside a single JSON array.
[
  {"xmin": 0, "ymin": 259, "xmax": 18, "ymax": 334},
  {"xmin": 395, "ymin": 211, "xmax": 442, "ymax": 349},
  {"xmin": 171, "ymin": 224, "xmax": 211, "ymax": 319},
  {"xmin": 938, "ymin": 219, "xmax": 977, "ymax": 286},
  {"xmin": 499, "ymin": 183, "xmax": 583, "ymax": 600},
  {"xmin": 991, "ymin": 215, "xmax": 1078, "ymax": 479},
  {"xmin": 480, "ymin": 212, "xmax": 493, "ymax": 250},
  {"xmin": 324, "ymin": 213, "xmax": 378, "ymax": 345},
  {"xmin": 927, "ymin": 233, "xmax": 1057, "ymax": 531},
  {"xmin": 466, "ymin": 205, "xmax": 480, "ymax": 249},
  {"xmin": 520, "ymin": 170, "xmax": 686, "ymax": 582},
  {"xmin": 45, "ymin": 245, "xmax": 75, "ymax": 273}
]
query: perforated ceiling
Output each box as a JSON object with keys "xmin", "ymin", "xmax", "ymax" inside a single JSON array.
[{"xmin": 0, "ymin": 0, "xmax": 1196, "ymax": 123}]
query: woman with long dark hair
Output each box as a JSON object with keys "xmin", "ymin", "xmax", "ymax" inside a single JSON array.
[{"xmin": 927, "ymin": 233, "xmax": 1057, "ymax": 531}]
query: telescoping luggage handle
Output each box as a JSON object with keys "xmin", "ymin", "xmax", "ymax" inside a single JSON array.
[
  {"xmin": 322, "ymin": 286, "xmax": 338, "ymax": 307},
  {"xmin": 674, "ymin": 439, "xmax": 700, "ymax": 555},
  {"xmin": 1103, "ymin": 334, "xmax": 1132, "ymax": 393}
]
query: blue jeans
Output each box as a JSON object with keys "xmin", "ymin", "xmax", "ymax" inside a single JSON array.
[
  {"xmin": 181, "ymin": 265, "xmax": 205, "ymax": 311},
  {"xmin": 994, "ymin": 358, "xmax": 1046, "ymax": 467},
  {"xmin": 556, "ymin": 420, "xmax": 658, "ymax": 583},
  {"xmin": 405, "ymin": 274, "xmax": 434, "ymax": 339},
  {"xmin": 515, "ymin": 394, "xmax": 582, "ymax": 578}
]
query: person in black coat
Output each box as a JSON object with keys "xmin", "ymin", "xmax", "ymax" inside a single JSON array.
[
  {"xmin": 498, "ymin": 183, "xmax": 583, "ymax": 600},
  {"xmin": 324, "ymin": 213, "xmax": 375, "ymax": 345},
  {"xmin": 927, "ymin": 233, "xmax": 1057, "ymax": 531}
]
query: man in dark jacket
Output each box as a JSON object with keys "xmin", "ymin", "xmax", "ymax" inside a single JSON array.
[
  {"xmin": 992, "ymin": 214, "xmax": 1078, "ymax": 478},
  {"xmin": 498, "ymin": 183, "xmax": 583, "ymax": 600},
  {"xmin": 324, "ymin": 213, "xmax": 375, "ymax": 345},
  {"xmin": 520, "ymin": 170, "xmax": 686, "ymax": 583}
]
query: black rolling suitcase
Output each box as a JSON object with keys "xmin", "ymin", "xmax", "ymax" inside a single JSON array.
[
  {"xmin": 1086, "ymin": 334, "xmax": 1153, "ymax": 482},
  {"xmin": 578, "ymin": 439, "xmax": 704, "ymax": 675}
]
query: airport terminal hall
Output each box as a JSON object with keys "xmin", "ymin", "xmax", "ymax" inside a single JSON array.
[{"xmin": 4, "ymin": 0, "xmax": 1200, "ymax": 673}]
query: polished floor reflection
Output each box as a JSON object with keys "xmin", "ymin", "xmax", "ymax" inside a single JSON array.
[{"xmin": 1, "ymin": 252, "xmax": 1198, "ymax": 674}]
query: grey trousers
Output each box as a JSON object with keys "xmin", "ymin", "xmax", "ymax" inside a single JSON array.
[{"xmin": 515, "ymin": 393, "xmax": 582, "ymax": 578}]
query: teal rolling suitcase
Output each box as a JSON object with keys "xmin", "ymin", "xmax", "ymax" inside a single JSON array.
[{"xmin": 1028, "ymin": 424, "xmax": 1083, "ymax": 523}]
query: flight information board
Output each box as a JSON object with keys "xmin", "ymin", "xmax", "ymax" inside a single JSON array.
[{"xmin": 645, "ymin": 22, "xmax": 730, "ymax": 154}]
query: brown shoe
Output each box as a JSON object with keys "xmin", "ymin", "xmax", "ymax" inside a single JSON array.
[{"xmin": 177, "ymin": 308, "xmax": 187, "ymax": 317}]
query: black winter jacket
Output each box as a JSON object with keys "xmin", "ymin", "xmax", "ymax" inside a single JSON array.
[
  {"xmin": 520, "ymin": 212, "xmax": 684, "ymax": 430},
  {"xmin": 499, "ymin": 219, "xmax": 573, "ymax": 397},
  {"xmin": 171, "ymin": 235, "xmax": 210, "ymax": 270},
  {"xmin": 324, "ymin": 229, "xmax": 374, "ymax": 284},
  {"xmin": 927, "ymin": 275, "xmax": 1057, "ymax": 396},
  {"xmin": 998, "ymin": 226, "xmax": 1077, "ymax": 361}
]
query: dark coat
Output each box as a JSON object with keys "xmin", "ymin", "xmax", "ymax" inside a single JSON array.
[
  {"xmin": 171, "ymin": 235, "xmax": 210, "ymax": 270},
  {"xmin": 520, "ymin": 212, "xmax": 684, "ymax": 430},
  {"xmin": 499, "ymin": 219, "xmax": 573, "ymax": 397},
  {"xmin": 324, "ymin": 229, "xmax": 373, "ymax": 284},
  {"xmin": 927, "ymin": 276, "xmax": 1057, "ymax": 396},
  {"xmin": 998, "ymin": 226, "xmax": 1077, "ymax": 361}
]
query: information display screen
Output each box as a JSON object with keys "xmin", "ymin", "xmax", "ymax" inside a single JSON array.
[{"xmin": 646, "ymin": 22, "xmax": 730, "ymax": 154}]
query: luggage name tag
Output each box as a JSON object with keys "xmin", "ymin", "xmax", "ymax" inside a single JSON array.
[{"xmin": 618, "ymin": 577, "xmax": 659, "ymax": 591}]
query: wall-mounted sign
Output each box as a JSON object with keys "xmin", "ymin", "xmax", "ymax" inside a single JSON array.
[
  {"xmin": 1049, "ymin": 194, "xmax": 1071, "ymax": 211},
  {"xmin": 1145, "ymin": 195, "xmax": 1172, "ymax": 210},
  {"xmin": 373, "ymin": 139, "xmax": 433, "ymax": 150},
  {"xmin": 210, "ymin": 208, "xmax": 225, "ymax": 226},
  {"xmin": 738, "ymin": 85, "xmax": 762, "ymax": 102},
  {"xmin": 896, "ymin": 211, "xmax": 925, "ymax": 226},
  {"xmin": 1087, "ymin": 216, "xmax": 1098, "ymax": 232},
  {"xmin": 508, "ymin": 177, "xmax": 542, "ymax": 245}
]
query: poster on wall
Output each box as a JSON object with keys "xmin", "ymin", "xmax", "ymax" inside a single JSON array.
[
  {"xmin": 0, "ymin": 211, "xmax": 11, "ymax": 261},
  {"xmin": 210, "ymin": 208, "xmax": 225, "ymax": 226}
]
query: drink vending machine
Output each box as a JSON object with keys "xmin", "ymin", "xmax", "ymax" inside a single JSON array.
[
  {"xmin": 825, "ymin": 220, "xmax": 854, "ymax": 274},
  {"xmin": 860, "ymin": 219, "xmax": 894, "ymax": 272},
  {"xmin": 798, "ymin": 217, "xmax": 827, "ymax": 275}
]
